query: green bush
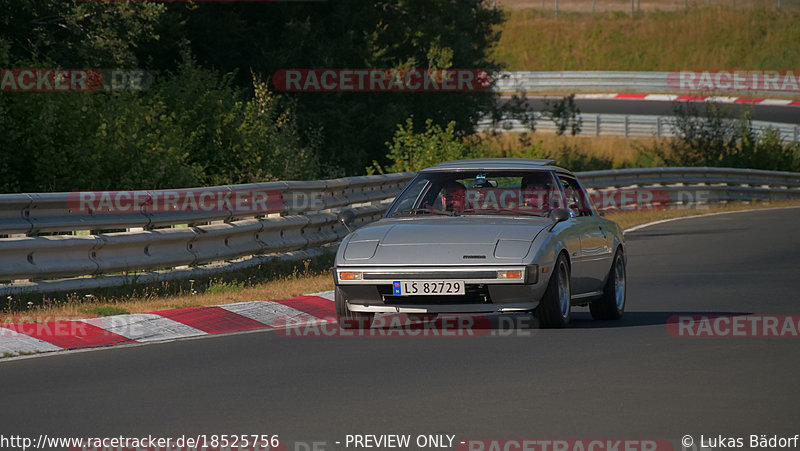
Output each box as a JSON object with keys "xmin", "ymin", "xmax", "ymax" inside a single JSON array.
[
  {"xmin": 371, "ymin": 118, "xmax": 479, "ymax": 173},
  {"xmin": 502, "ymin": 141, "xmax": 615, "ymax": 172},
  {"xmin": 0, "ymin": 60, "xmax": 323, "ymax": 193},
  {"xmin": 643, "ymin": 102, "xmax": 800, "ymax": 172},
  {"xmin": 541, "ymin": 94, "xmax": 583, "ymax": 136},
  {"xmin": 372, "ymin": 119, "xmax": 618, "ymax": 174}
]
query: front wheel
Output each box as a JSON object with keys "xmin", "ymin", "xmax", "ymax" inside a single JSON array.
[
  {"xmin": 335, "ymin": 287, "xmax": 374, "ymax": 329},
  {"xmin": 536, "ymin": 252, "xmax": 571, "ymax": 328},
  {"xmin": 590, "ymin": 249, "xmax": 626, "ymax": 320}
]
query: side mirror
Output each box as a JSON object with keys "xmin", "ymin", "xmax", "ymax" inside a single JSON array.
[
  {"xmin": 548, "ymin": 209, "xmax": 570, "ymax": 232},
  {"xmin": 337, "ymin": 209, "xmax": 356, "ymax": 233}
]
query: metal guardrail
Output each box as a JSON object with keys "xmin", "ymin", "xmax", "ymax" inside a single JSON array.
[
  {"xmin": 0, "ymin": 174, "xmax": 413, "ymax": 236},
  {"xmin": 497, "ymin": 71, "xmax": 673, "ymax": 94},
  {"xmin": 1, "ymin": 168, "xmax": 798, "ymax": 295},
  {"xmin": 478, "ymin": 114, "xmax": 800, "ymax": 142},
  {"xmin": 579, "ymin": 167, "xmax": 800, "ymax": 208},
  {"xmin": 0, "ymin": 173, "xmax": 414, "ymax": 295},
  {"xmin": 496, "ymin": 71, "xmax": 800, "ymax": 96}
]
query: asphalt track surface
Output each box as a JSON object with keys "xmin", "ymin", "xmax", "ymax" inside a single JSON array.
[
  {"xmin": 1, "ymin": 208, "xmax": 799, "ymax": 450},
  {"xmin": 500, "ymin": 98, "xmax": 800, "ymax": 124}
]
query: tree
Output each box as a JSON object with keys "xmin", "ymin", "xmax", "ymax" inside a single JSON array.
[{"xmin": 169, "ymin": 0, "xmax": 505, "ymax": 174}]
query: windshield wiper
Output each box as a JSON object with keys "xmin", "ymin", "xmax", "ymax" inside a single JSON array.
[{"xmin": 390, "ymin": 208, "xmax": 456, "ymax": 217}]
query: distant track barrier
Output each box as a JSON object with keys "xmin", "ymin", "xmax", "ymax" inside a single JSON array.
[{"xmin": 478, "ymin": 113, "xmax": 800, "ymax": 142}]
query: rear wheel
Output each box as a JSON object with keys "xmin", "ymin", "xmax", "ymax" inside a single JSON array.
[
  {"xmin": 590, "ymin": 248, "xmax": 626, "ymax": 320},
  {"xmin": 335, "ymin": 287, "xmax": 374, "ymax": 329},
  {"xmin": 536, "ymin": 253, "xmax": 571, "ymax": 328}
]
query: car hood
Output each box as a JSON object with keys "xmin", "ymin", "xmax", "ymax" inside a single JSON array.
[{"xmin": 340, "ymin": 216, "xmax": 551, "ymax": 265}]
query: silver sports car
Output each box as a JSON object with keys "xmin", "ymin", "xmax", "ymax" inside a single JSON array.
[{"xmin": 334, "ymin": 158, "xmax": 626, "ymax": 328}]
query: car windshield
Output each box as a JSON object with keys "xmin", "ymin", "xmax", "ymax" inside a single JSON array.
[{"xmin": 388, "ymin": 170, "xmax": 561, "ymax": 217}]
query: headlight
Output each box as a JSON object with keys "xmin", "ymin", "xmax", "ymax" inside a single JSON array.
[{"xmin": 338, "ymin": 271, "xmax": 363, "ymax": 281}]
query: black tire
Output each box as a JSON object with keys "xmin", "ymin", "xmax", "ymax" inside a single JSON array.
[
  {"xmin": 590, "ymin": 248, "xmax": 626, "ymax": 321},
  {"xmin": 536, "ymin": 252, "xmax": 571, "ymax": 328},
  {"xmin": 407, "ymin": 314, "xmax": 439, "ymax": 322},
  {"xmin": 335, "ymin": 287, "xmax": 374, "ymax": 329}
]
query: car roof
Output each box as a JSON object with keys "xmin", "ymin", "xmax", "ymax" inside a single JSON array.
[{"xmin": 420, "ymin": 158, "xmax": 574, "ymax": 175}]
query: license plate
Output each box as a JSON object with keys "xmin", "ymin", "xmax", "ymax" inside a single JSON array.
[{"xmin": 392, "ymin": 280, "xmax": 466, "ymax": 296}]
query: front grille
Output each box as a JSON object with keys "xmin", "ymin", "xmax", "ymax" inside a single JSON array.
[
  {"xmin": 364, "ymin": 271, "xmax": 497, "ymax": 280},
  {"xmin": 377, "ymin": 284, "xmax": 491, "ymax": 305}
]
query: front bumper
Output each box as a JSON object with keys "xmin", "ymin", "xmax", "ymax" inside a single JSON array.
[{"xmin": 335, "ymin": 265, "xmax": 549, "ymax": 314}]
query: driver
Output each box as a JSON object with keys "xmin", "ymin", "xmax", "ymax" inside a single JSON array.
[{"xmin": 440, "ymin": 180, "xmax": 466, "ymax": 213}]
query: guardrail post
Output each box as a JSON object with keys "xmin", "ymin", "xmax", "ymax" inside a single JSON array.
[
  {"xmin": 596, "ymin": 115, "xmax": 601, "ymax": 136},
  {"xmin": 624, "ymin": 115, "xmax": 630, "ymax": 138},
  {"xmin": 9, "ymin": 234, "xmax": 30, "ymax": 283},
  {"xmin": 795, "ymin": 125, "xmax": 798, "ymax": 143},
  {"xmin": 656, "ymin": 117, "xmax": 662, "ymax": 138}
]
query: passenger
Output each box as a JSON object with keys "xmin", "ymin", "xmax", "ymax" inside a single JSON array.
[{"xmin": 521, "ymin": 173, "xmax": 554, "ymax": 214}]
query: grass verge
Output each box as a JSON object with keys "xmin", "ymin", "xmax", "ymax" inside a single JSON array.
[
  {"xmin": 1, "ymin": 272, "xmax": 334, "ymax": 325},
  {"xmin": 606, "ymin": 201, "xmax": 800, "ymax": 230},
  {"xmin": 498, "ymin": 0, "xmax": 800, "ymax": 13},
  {"xmin": 494, "ymin": 7, "xmax": 800, "ymax": 73},
  {"xmin": 3, "ymin": 202, "xmax": 799, "ymax": 325},
  {"xmin": 477, "ymin": 132, "xmax": 662, "ymax": 168}
]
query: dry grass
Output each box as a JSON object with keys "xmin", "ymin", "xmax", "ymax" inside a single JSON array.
[
  {"xmin": 477, "ymin": 132, "xmax": 659, "ymax": 166},
  {"xmin": 606, "ymin": 201, "xmax": 800, "ymax": 230},
  {"xmin": 499, "ymin": 0, "xmax": 800, "ymax": 13},
  {"xmin": 494, "ymin": 7, "xmax": 800, "ymax": 72},
  {"xmin": 1, "ymin": 272, "xmax": 334, "ymax": 325}
]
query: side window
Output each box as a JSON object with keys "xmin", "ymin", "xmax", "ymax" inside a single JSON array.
[
  {"xmin": 557, "ymin": 175, "xmax": 593, "ymax": 217},
  {"xmin": 574, "ymin": 179, "xmax": 597, "ymax": 216},
  {"xmin": 392, "ymin": 178, "xmax": 431, "ymax": 212}
]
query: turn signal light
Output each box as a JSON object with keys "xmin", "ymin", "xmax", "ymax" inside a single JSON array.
[
  {"xmin": 497, "ymin": 270, "xmax": 523, "ymax": 280},
  {"xmin": 338, "ymin": 271, "xmax": 363, "ymax": 281}
]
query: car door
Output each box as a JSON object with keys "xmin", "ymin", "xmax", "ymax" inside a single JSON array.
[
  {"xmin": 556, "ymin": 174, "xmax": 612, "ymax": 294},
  {"xmin": 573, "ymin": 178, "xmax": 613, "ymax": 292}
]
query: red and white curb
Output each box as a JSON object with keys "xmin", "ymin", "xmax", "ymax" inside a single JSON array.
[
  {"xmin": 561, "ymin": 93, "xmax": 800, "ymax": 106},
  {"xmin": 0, "ymin": 291, "xmax": 337, "ymax": 358}
]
